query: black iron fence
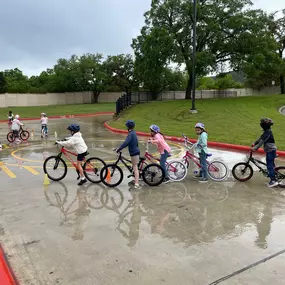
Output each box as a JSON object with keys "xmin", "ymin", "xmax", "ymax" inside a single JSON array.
[{"xmin": 115, "ymin": 93, "xmax": 132, "ymax": 115}]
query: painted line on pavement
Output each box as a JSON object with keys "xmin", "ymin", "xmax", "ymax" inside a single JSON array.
[
  {"xmin": 23, "ymin": 166, "xmax": 40, "ymax": 175},
  {"xmin": 0, "ymin": 164, "xmax": 16, "ymax": 178}
]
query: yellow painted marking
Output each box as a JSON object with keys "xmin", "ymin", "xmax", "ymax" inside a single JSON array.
[
  {"xmin": 23, "ymin": 166, "xmax": 40, "ymax": 175},
  {"xmin": 1, "ymin": 164, "xmax": 16, "ymax": 178}
]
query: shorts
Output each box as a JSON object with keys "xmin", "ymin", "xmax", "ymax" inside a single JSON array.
[
  {"xmin": 12, "ymin": 130, "xmax": 19, "ymax": 137},
  {"xmin": 131, "ymin": 155, "xmax": 139, "ymax": 165},
  {"xmin": 77, "ymin": 151, "xmax": 88, "ymax": 162}
]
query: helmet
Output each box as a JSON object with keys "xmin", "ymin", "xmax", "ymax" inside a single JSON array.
[
  {"xmin": 15, "ymin": 114, "xmax": 20, "ymax": 119},
  {"xmin": 150, "ymin": 124, "xmax": 160, "ymax": 133},
  {"xmin": 260, "ymin": 118, "xmax": 273, "ymax": 130},
  {"xmin": 195, "ymin": 122, "xmax": 205, "ymax": 130},
  {"xmin": 41, "ymin": 113, "xmax": 46, "ymax": 116},
  {"xmin": 125, "ymin": 120, "xmax": 135, "ymax": 129},
  {"xmin": 67, "ymin": 124, "xmax": 80, "ymax": 132}
]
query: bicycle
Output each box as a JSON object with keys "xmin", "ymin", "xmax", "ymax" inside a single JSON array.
[
  {"xmin": 232, "ymin": 151, "xmax": 285, "ymax": 187},
  {"xmin": 144, "ymin": 142, "xmax": 187, "ymax": 181},
  {"xmin": 100, "ymin": 148, "xmax": 165, "ymax": 188},
  {"xmin": 7, "ymin": 126, "xmax": 30, "ymax": 143},
  {"xmin": 43, "ymin": 141, "xmax": 106, "ymax": 183},
  {"xmin": 178, "ymin": 134, "xmax": 229, "ymax": 181},
  {"xmin": 41, "ymin": 125, "xmax": 48, "ymax": 139}
]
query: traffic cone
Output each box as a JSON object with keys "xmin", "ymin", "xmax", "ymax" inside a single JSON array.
[
  {"xmin": 43, "ymin": 174, "xmax": 50, "ymax": 186},
  {"xmin": 106, "ymin": 169, "xmax": 111, "ymax": 183}
]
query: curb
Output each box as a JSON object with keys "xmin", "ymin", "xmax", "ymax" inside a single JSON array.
[
  {"xmin": 0, "ymin": 112, "xmax": 114, "ymax": 123},
  {"xmin": 0, "ymin": 245, "xmax": 18, "ymax": 285},
  {"xmin": 104, "ymin": 121, "xmax": 285, "ymax": 157}
]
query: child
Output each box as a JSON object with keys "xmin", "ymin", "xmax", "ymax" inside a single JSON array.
[
  {"xmin": 194, "ymin": 122, "xmax": 209, "ymax": 183},
  {"xmin": 11, "ymin": 114, "xmax": 24, "ymax": 141},
  {"xmin": 7, "ymin": 111, "xmax": 14, "ymax": 129},
  {"xmin": 56, "ymin": 124, "xmax": 88, "ymax": 186},
  {"xmin": 149, "ymin": 124, "xmax": 171, "ymax": 183},
  {"xmin": 252, "ymin": 118, "xmax": 277, "ymax": 187},
  {"xmin": 40, "ymin": 113, "xmax": 48, "ymax": 137},
  {"xmin": 116, "ymin": 120, "xmax": 140, "ymax": 189}
]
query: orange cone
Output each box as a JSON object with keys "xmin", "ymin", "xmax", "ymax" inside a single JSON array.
[{"xmin": 106, "ymin": 168, "xmax": 111, "ymax": 182}]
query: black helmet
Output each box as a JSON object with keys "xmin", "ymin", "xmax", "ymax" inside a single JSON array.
[
  {"xmin": 260, "ymin": 118, "xmax": 273, "ymax": 130},
  {"xmin": 125, "ymin": 120, "xmax": 135, "ymax": 129},
  {"xmin": 67, "ymin": 124, "xmax": 80, "ymax": 132}
]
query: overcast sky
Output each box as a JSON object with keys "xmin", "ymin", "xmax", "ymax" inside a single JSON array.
[{"xmin": 0, "ymin": 0, "xmax": 283, "ymax": 76}]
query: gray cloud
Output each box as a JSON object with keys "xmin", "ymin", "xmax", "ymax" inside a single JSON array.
[{"xmin": 0, "ymin": 0, "xmax": 282, "ymax": 76}]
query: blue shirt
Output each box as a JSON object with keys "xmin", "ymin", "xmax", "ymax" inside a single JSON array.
[
  {"xmin": 195, "ymin": 132, "xmax": 208, "ymax": 154},
  {"xmin": 117, "ymin": 130, "xmax": 140, "ymax": 156}
]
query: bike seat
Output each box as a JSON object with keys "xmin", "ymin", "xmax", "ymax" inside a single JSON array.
[
  {"xmin": 207, "ymin": 153, "xmax": 212, "ymax": 157},
  {"xmin": 85, "ymin": 151, "xmax": 89, "ymax": 156},
  {"xmin": 140, "ymin": 156, "xmax": 146, "ymax": 161}
]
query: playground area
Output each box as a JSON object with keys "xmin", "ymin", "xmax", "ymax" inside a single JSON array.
[{"xmin": 0, "ymin": 115, "xmax": 285, "ymax": 285}]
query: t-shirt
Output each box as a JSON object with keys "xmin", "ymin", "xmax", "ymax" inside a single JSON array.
[
  {"xmin": 41, "ymin": 117, "xmax": 48, "ymax": 125},
  {"xmin": 11, "ymin": 119, "xmax": 23, "ymax": 131}
]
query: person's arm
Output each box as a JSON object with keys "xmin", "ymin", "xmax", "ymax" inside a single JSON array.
[
  {"xmin": 117, "ymin": 133, "xmax": 132, "ymax": 152},
  {"xmin": 57, "ymin": 136, "xmax": 76, "ymax": 147},
  {"xmin": 198, "ymin": 133, "xmax": 207, "ymax": 148},
  {"xmin": 18, "ymin": 120, "xmax": 24, "ymax": 126},
  {"xmin": 252, "ymin": 131, "xmax": 271, "ymax": 151},
  {"xmin": 150, "ymin": 135, "xmax": 161, "ymax": 145}
]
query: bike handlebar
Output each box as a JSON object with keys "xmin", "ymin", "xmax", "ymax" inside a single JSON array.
[{"xmin": 182, "ymin": 134, "xmax": 194, "ymax": 150}]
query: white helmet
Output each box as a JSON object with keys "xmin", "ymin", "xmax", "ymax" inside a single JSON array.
[
  {"xmin": 15, "ymin": 114, "xmax": 20, "ymax": 119},
  {"xmin": 41, "ymin": 113, "xmax": 46, "ymax": 116}
]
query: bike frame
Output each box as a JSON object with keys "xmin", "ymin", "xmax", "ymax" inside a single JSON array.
[
  {"xmin": 114, "ymin": 152, "xmax": 146, "ymax": 174},
  {"xmin": 246, "ymin": 152, "xmax": 267, "ymax": 172},
  {"xmin": 57, "ymin": 147, "xmax": 85, "ymax": 169}
]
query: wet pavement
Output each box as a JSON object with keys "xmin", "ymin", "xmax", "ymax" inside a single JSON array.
[{"xmin": 0, "ymin": 115, "xmax": 285, "ymax": 285}]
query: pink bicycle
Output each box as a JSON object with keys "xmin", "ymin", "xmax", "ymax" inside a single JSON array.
[{"xmin": 178, "ymin": 134, "xmax": 228, "ymax": 181}]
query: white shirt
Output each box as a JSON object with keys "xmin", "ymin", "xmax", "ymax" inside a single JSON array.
[
  {"xmin": 11, "ymin": 119, "xmax": 24, "ymax": 131},
  {"xmin": 58, "ymin": 132, "xmax": 88, "ymax": 154},
  {"xmin": 41, "ymin": 117, "xmax": 48, "ymax": 125}
]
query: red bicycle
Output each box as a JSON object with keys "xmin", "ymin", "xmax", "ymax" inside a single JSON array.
[
  {"xmin": 7, "ymin": 126, "xmax": 30, "ymax": 143},
  {"xmin": 43, "ymin": 143, "xmax": 106, "ymax": 183},
  {"xmin": 180, "ymin": 134, "xmax": 228, "ymax": 181}
]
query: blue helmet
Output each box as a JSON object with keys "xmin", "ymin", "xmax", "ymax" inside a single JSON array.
[
  {"xmin": 125, "ymin": 120, "xmax": 135, "ymax": 129},
  {"xmin": 195, "ymin": 122, "xmax": 205, "ymax": 130},
  {"xmin": 150, "ymin": 124, "xmax": 160, "ymax": 133},
  {"xmin": 67, "ymin": 124, "xmax": 80, "ymax": 132}
]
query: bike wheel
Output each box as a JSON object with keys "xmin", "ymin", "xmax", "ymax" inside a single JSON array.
[
  {"xmin": 142, "ymin": 163, "xmax": 165, "ymax": 186},
  {"xmin": 83, "ymin": 157, "xmax": 106, "ymax": 183},
  {"xmin": 100, "ymin": 164, "xmax": 124, "ymax": 187},
  {"xmin": 167, "ymin": 160, "xmax": 188, "ymax": 181},
  {"xmin": 43, "ymin": 156, "xmax": 67, "ymax": 181},
  {"xmin": 7, "ymin": 132, "xmax": 15, "ymax": 143},
  {"xmin": 275, "ymin": 166, "xmax": 285, "ymax": 188},
  {"xmin": 20, "ymin": 130, "xmax": 30, "ymax": 141},
  {"xmin": 232, "ymin": 162, "xmax": 253, "ymax": 182},
  {"xmin": 208, "ymin": 160, "xmax": 228, "ymax": 181}
]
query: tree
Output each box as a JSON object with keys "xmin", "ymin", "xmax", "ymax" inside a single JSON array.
[
  {"xmin": 4, "ymin": 68, "xmax": 30, "ymax": 93},
  {"xmin": 133, "ymin": 0, "xmax": 276, "ymax": 100},
  {"xmin": 104, "ymin": 54, "xmax": 137, "ymax": 95},
  {"xmin": 0, "ymin": 72, "xmax": 7, "ymax": 93}
]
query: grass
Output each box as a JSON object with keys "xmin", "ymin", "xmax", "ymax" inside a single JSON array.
[
  {"xmin": 109, "ymin": 95, "xmax": 285, "ymax": 149},
  {"xmin": 0, "ymin": 103, "xmax": 115, "ymax": 120}
]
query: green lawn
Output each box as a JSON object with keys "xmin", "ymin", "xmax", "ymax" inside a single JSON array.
[
  {"xmin": 109, "ymin": 95, "xmax": 285, "ymax": 149},
  {"xmin": 0, "ymin": 103, "xmax": 115, "ymax": 120}
]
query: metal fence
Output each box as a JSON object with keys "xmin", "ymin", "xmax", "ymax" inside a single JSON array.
[{"xmin": 115, "ymin": 93, "xmax": 132, "ymax": 115}]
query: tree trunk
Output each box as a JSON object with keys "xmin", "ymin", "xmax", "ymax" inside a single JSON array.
[
  {"xmin": 280, "ymin": 74, "xmax": 285, "ymax": 94},
  {"xmin": 92, "ymin": 91, "xmax": 100, "ymax": 103},
  {"xmin": 185, "ymin": 73, "xmax": 192, "ymax": 99}
]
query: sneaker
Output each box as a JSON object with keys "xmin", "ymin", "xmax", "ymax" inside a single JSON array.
[
  {"xmin": 76, "ymin": 175, "xmax": 80, "ymax": 181},
  {"xmin": 199, "ymin": 178, "xmax": 208, "ymax": 183},
  {"xmin": 134, "ymin": 183, "xmax": 140, "ymax": 189},
  {"xmin": 267, "ymin": 180, "xmax": 278, "ymax": 188},
  {"xmin": 193, "ymin": 174, "xmax": 201, "ymax": 179},
  {"xmin": 78, "ymin": 178, "xmax": 87, "ymax": 186},
  {"xmin": 164, "ymin": 177, "xmax": 171, "ymax": 184}
]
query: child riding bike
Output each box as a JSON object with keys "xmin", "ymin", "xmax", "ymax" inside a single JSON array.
[
  {"xmin": 40, "ymin": 113, "xmax": 48, "ymax": 138},
  {"xmin": 56, "ymin": 124, "xmax": 88, "ymax": 186},
  {"xmin": 148, "ymin": 124, "xmax": 171, "ymax": 184},
  {"xmin": 194, "ymin": 122, "xmax": 209, "ymax": 183},
  {"xmin": 252, "ymin": 118, "xmax": 278, "ymax": 188},
  {"xmin": 116, "ymin": 120, "xmax": 140, "ymax": 189},
  {"xmin": 11, "ymin": 114, "xmax": 24, "ymax": 142},
  {"xmin": 7, "ymin": 111, "xmax": 14, "ymax": 129}
]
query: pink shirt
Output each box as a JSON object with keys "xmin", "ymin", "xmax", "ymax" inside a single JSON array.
[{"xmin": 151, "ymin": 133, "xmax": 171, "ymax": 154}]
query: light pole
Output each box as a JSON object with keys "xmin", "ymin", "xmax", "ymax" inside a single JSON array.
[{"xmin": 190, "ymin": 0, "xmax": 197, "ymax": 113}]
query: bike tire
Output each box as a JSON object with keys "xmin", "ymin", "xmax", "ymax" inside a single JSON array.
[
  {"xmin": 83, "ymin": 157, "xmax": 106, "ymax": 183},
  {"xmin": 7, "ymin": 132, "xmax": 15, "ymax": 143},
  {"xmin": 208, "ymin": 160, "xmax": 229, "ymax": 181},
  {"xmin": 100, "ymin": 164, "xmax": 124, "ymax": 187},
  {"xmin": 167, "ymin": 160, "xmax": 188, "ymax": 181},
  {"xmin": 232, "ymin": 162, "xmax": 253, "ymax": 182},
  {"xmin": 142, "ymin": 163, "xmax": 165, "ymax": 186},
  {"xmin": 20, "ymin": 130, "xmax": 30, "ymax": 141},
  {"xmin": 275, "ymin": 166, "xmax": 285, "ymax": 188},
  {"xmin": 43, "ymin": 156, "xmax": 67, "ymax": 181}
]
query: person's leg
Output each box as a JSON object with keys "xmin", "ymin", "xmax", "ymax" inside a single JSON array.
[
  {"xmin": 199, "ymin": 151, "xmax": 208, "ymax": 181},
  {"xmin": 266, "ymin": 151, "xmax": 277, "ymax": 185},
  {"xmin": 77, "ymin": 153, "xmax": 87, "ymax": 185},
  {"xmin": 160, "ymin": 150, "xmax": 169, "ymax": 178},
  {"xmin": 131, "ymin": 155, "xmax": 139, "ymax": 187}
]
